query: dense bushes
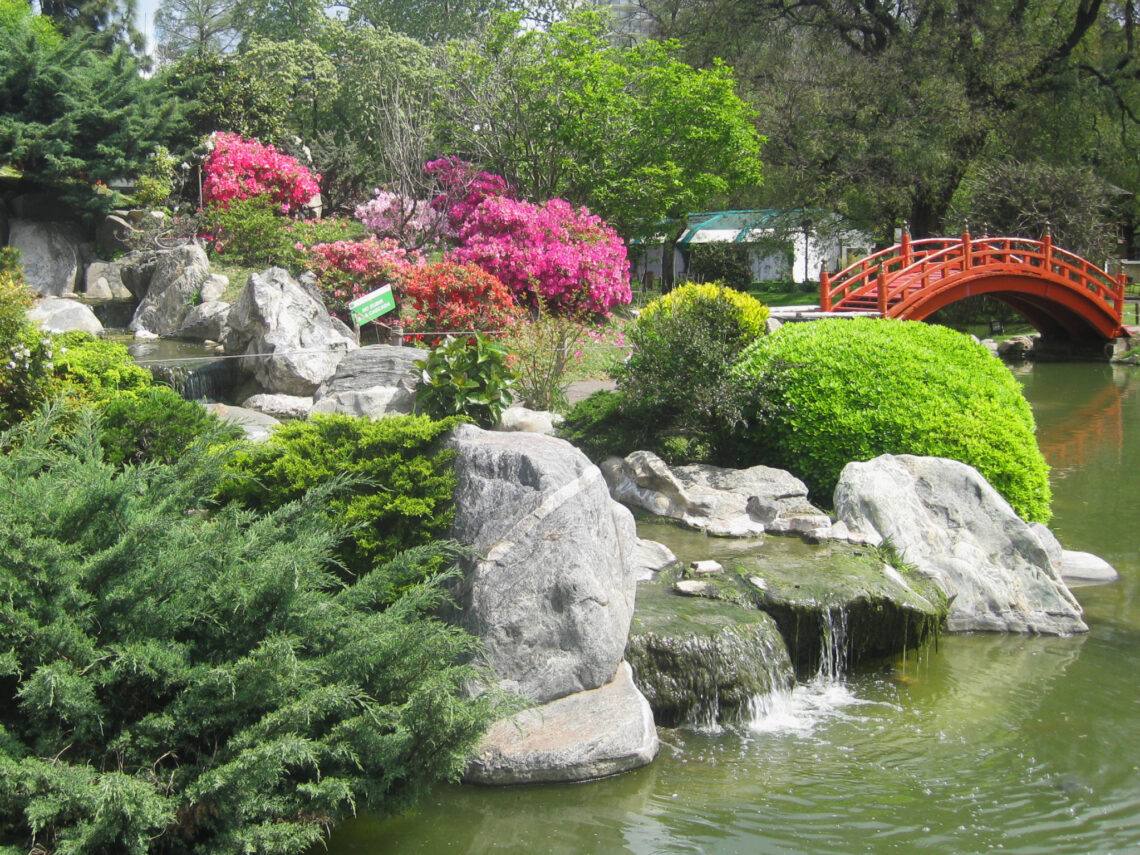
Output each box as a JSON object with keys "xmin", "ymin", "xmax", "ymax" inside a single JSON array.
[
  {"xmin": 601, "ymin": 281, "xmax": 770, "ymax": 463},
  {"xmin": 0, "ymin": 408, "xmax": 498, "ymax": 854},
  {"xmin": 735, "ymin": 317, "xmax": 1052, "ymax": 521},
  {"xmin": 402, "ymin": 262, "xmax": 521, "ymax": 346},
  {"xmin": 98, "ymin": 385, "xmax": 244, "ymax": 467},
  {"xmin": 0, "ymin": 256, "xmax": 55, "ymax": 430},
  {"xmin": 218, "ymin": 414, "xmax": 462, "ymax": 585}
]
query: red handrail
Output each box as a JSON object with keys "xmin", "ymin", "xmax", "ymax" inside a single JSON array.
[{"xmin": 820, "ymin": 234, "xmax": 1126, "ymax": 337}]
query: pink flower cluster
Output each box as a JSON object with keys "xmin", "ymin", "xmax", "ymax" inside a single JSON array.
[
  {"xmin": 425, "ymin": 157, "xmax": 512, "ymax": 231},
  {"xmin": 449, "ymin": 196, "xmax": 632, "ymax": 315},
  {"xmin": 302, "ymin": 237, "xmax": 423, "ymax": 319},
  {"xmin": 355, "ymin": 189, "xmax": 449, "ymax": 249},
  {"xmin": 202, "ymin": 133, "xmax": 321, "ymax": 215}
]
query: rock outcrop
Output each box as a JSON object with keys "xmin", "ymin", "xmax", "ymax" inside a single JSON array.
[
  {"xmin": 129, "ymin": 244, "xmax": 211, "ymax": 336},
  {"xmin": 602, "ymin": 450, "xmax": 832, "ymax": 538},
  {"xmin": 311, "ymin": 344, "xmax": 418, "ymax": 417},
  {"xmin": 464, "ymin": 662, "xmax": 658, "ymax": 785},
  {"xmin": 26, "ymin": 297, "xmax": 103, "ymax": 335},
  {"xmin": 9, "ymin": 220, "xmax": 85, "ymax": 296},
  {"xmin": 833, "ymin": 454, "xmax": 1087, "ymax": 635},
  {"xmin": 446, "ymin": 424, "xmax": 639, "ymax": 703},
  {"xmin": 222, "ymin": 267, "xmax": 356, "ymax": 396}
]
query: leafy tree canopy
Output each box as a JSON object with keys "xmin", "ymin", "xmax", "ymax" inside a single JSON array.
[{"xmin": 437, "ymin": 10, "xmax": 764, "ymax": 239}]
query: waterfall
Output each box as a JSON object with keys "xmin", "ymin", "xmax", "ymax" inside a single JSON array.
[
  {"xmin": 817, "ymin": 606, "xmax": 849, "ymax": 682},
  {"xmin": 147, "ymin": 358, "xmax": 238, "ymax": 403}
]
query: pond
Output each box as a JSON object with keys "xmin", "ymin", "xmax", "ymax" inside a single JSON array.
[{"xmin": 324, "ymin": 360, "xmax": 1140, "ymax": 855}]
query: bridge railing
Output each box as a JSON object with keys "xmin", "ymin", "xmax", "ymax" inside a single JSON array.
[{"xmin": 821, "ymin": 232, "xmax": 1125, "ymax": 325}]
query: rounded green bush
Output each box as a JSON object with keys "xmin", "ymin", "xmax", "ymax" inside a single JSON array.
[
  {"xmin": 735, "ymin": 317, "xmax": 1052, "ymax": 522},
  {"xmin": 639, "ymin": 280, "xmax": 769, "ymax": 337}
]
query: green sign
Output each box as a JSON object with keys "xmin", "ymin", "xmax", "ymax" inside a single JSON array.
[{"xmin": 348, "ymin": 284, "xmax": 396, "ymax": 325}]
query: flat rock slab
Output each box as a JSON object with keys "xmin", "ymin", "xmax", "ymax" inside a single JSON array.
[
  {"xmin": 464, "ymin": 662, "xmax": 658, "ymax": 785},
  {"xmin": 601, "ymin": 451, "xmax": 831, "ymax": 538},
  {"xmin": 205, "ymin": 403, "xmax": 280, "ymax": 442},
  {"xmin": 1060, "ymin": 550, "xmax": 1119, "ymax": 585}
]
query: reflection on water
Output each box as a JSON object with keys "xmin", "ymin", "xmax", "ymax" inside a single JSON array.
[{"xmin": 323, "ymin": 361, "xmax": 1140, "ymax": 855}]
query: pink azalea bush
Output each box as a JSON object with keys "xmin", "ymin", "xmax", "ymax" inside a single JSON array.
[
  {"xmin": 301, "ymin": 237, "xmax": 422, "ymax": 320},
  {"xmin": 355, "ymin": 189, "xmax": 449, "ymax": 250},
  {"xmin": 424, "ymin": 157, "xmax": 512, "ymax": 232},
  {"xmin": 449, "ymin": 196, "xmax": 632, "ymax": 316},
  {"xmin": 202, "ymin": 133, "xmax": 321, "ymax": 215}
]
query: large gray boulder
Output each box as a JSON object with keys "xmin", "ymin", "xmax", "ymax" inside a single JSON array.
[
  {"xmin": 223, "ymin": 267, "xmax": 357, "ymax": 396},
  {"xmin": 26, "ymin": 297, "xmax": 103, "ymax": 335},
  {"xmin": 446, "ymin": 424, "xmax": 639, "ymax": 704},
  {"xmin": 833, "ymin": 454, "xmax": 1087, "ymax": 635},
  {"xmin": 601, "ymin": 451, "xmax": 832, "ymax": 538},
  {"xmin": 464, "ymin": 662, "xmax": 658, "ymax": 785},
  {"xmin": 129, "ymin": 244, "xmax": 211, "ymax": 336},
  {"xmin": 311, "ymin": 344, "xmax": 418, "ymax": 417},
  {"xmin": 9, "ymin": 220, "xmax": 84, "ymax": 296},
  {"xmin": 176, "ymin": 300, "xmax": 230, "ymax": 342},
  {"xmin": 84, "ymin": 261, "xmax": 133, "ymax": 300}
]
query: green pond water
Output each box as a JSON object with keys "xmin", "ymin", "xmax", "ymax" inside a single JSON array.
[{"xmin": 325, "ymin": 360, "xmax": 1140, "ymax": 855}]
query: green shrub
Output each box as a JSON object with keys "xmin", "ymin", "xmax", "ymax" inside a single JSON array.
[
  {"xmin": 203, "ymin": 194, "xmax": 306, "ymax": 269},
  {"xmin": 557, "ymin": 389, "xmax": 641, "ymax": 462},
  {"xmin": 98, "ymin": 386, "xmax": 245, "ymax": 467},
  {"xmin": 414, "ymin": 335, "xmax": 516, "ymax": 429},
  {"xmin": 51, "ymin": 331, "xmax": 153, "ymax": 401},
  {"xmin": 611, "ymin": 280, "xmax": 770, "ymax": 464},
  {"xmin": 688, "ymin": 243, "xmax": 754, "ymax": 290},
  {"xmin": 218, "ymin": 414, "xmax": 462, "ymax": 586},
  {"xmin": 0, "ymin": 406, "xmax": 498, "ymax": 854},
  {"xmin": 0, "ymin": 257, "xmax": 59, "ymax": 430},
  {"xmin": 735, "ymin": 317, "xmax": 1052, "ymax": 521}
]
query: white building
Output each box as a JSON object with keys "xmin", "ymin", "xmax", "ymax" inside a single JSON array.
[{"xmin": 631, "ymin": 210, "xmax": 874, "ymax": 289}]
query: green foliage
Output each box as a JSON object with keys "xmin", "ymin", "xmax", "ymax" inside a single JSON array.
[
  {"xmin": 0, "ymin": 10, "xmax": 176, "ymax": 218},
  {"xmin": 438, "ymin": 10, "xmax": 764, "ymax": 239},
  {"xmin": 557, "ymin": 389, "xmax": 643, "ymax": 463},
  {"xmin": 735, "ymin": 318, "xmax": 1052, "ymax": 521},
  {"xmin": 610, "ymin": 281, "xmax": 769, "ymax": 464},
  {"xmin": 131, "ymin": 145, "xmax": 180, "ymax": 208},
  {"xmin": 0, "ymin": 260, "xmax": 59, "ymax": 430},
  {"xmin": 688, "ymin": 243, "xmax": 754, "ymax": 290},
  {"xmin": 218, "ymin": 414, "xmax": 462, "ymax": 583},
  {"xmin": 415, "ymin": 335, "xmax": 517, "ymax": 429},
  {"xmin": 503, "ymin": 301, "xmax": 597, "ymax": 413},
  {"xmin": 51, "ymin": 331, "xmax": 153, "ymax": 401},
  {"xmin": 98, "ymin": 385, "xmax": 244, "ymax": 467},
  {"xmin": 0, "ymin": 406, "xmax": 498, "ymax": 853},
  {"xmin": 204, "ymin": 194, "xmax": 306, "ymax": 269}
]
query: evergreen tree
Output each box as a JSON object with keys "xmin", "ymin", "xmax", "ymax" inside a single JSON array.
[{"xmin": 0, "ymin": 406, "xmax": 499, "ymax": 854}]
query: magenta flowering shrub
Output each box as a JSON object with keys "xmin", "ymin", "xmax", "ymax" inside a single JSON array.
[
  {"xmin": 355, "ymin": 190, "xmax": 449, "ymax": 250},
  {"xmin": 202, "ymin": 133, "xmax": 321, "ymax": 215},
  {"xmin": 302, "ymin": 237, "xmax": 422, "ymax": 320},
  {"xmin": 424, "ymin": 157, "xmax": 512, "ymax": 232},
  {"xmin": 449, "ymin": 196, "xmax": 632, "ymax": 315}
]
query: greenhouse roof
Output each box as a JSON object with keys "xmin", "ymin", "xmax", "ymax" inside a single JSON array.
[{"xmin": 675, "ymin": 209, "xmax": 817, "ymax": 245}]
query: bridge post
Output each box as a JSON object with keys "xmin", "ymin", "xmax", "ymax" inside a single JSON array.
[
  {"xmin": 901, "ymin": 222, "xmax": 912, "ymax": 267},
  {"xmin": 877, "ymin": 268, "xmax": 888, "ymax": 316},
  {"xmin": 1043, "ymin": 224, "xmax": 1053, "ymax": 273},
  {"xmin": 820, "ymin": 269, "xmax": 831, "ymax": 312},
  {"xmin": 962, "ymin": 225, "xmax": 972, "ymax": 268}
]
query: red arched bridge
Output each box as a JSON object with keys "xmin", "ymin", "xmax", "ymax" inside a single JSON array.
[{"xmin": 820, "ymin": 229, "xmax": 1128, "ymax": 340}]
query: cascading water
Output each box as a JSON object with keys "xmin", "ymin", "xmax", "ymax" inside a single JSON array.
[{"xmin": 748, "ymin": 605, "xmax": 859, "ymax": 734}]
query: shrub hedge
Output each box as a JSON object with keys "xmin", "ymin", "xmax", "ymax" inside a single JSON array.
[
  {"xmin": 218, "ymin": 414, "xmax": 463, "ymax": 588},
  {"xmin": 734, "ymin": 317, "xmax": 1052, "ymax": 521}
]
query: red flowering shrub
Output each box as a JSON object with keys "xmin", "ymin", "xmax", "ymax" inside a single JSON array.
[
  {"xmin": 424, "ymin": 157, "xmax": 512, "ymax": 232},
  {"xmin": 202, "ymin": 133, "xmax": 321, "ymax": 215},
  {"xmin": 402, "ymin": 262, "xmax": 522, "ymax": 346},
  {"xmin": 302, "ymin": 237, "xmax": 422, "ymax": 320},
  {"xmin": 449, "ymin": 196, "xmax": 632, "ymax": 316}
]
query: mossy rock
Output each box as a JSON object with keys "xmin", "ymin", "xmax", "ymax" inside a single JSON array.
[
  {"xmin": 671, "ymin": 542, "xmax": 947, "ymax": 677},
  {"xmin": 627, "ymin": 580, "xmax": 793, "ymax": 728}
]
